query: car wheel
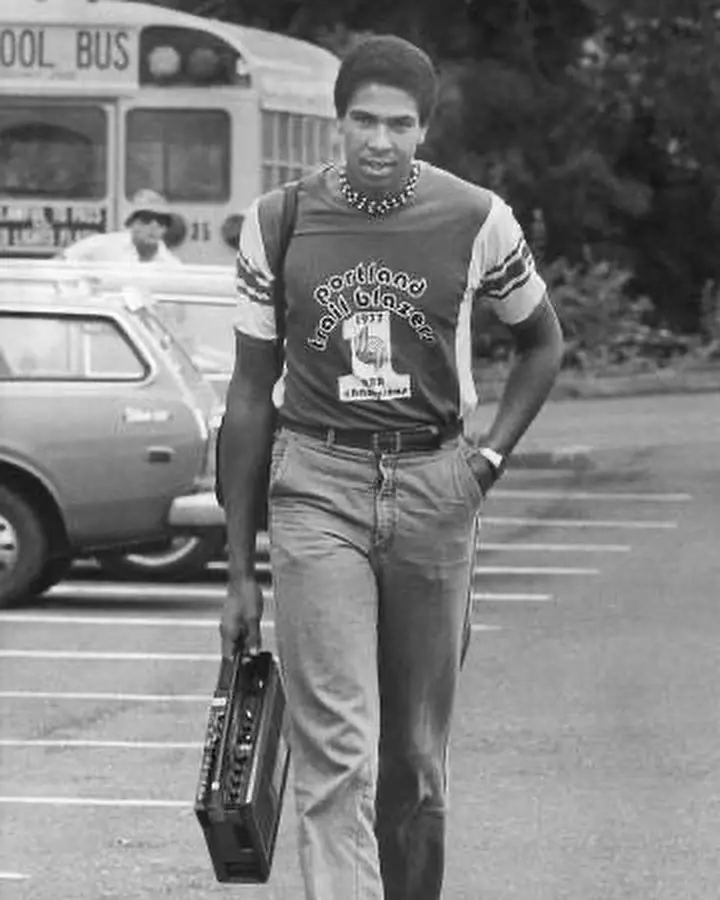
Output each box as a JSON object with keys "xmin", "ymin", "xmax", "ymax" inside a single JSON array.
[
  {"xmin": 97, "ymin": 532, "xmax": 224, "ymax": 582},
  {"xmin": 0, "ymin": 485, "xmax": 48, "ymax": 608},
  {"xmin": 31, "ymin": 556, "xmax": 73, "ymax": 596}
]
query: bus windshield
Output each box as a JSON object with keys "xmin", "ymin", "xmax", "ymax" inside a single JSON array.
[
  {"xmin": 0, "ymin": 102, "xmax": 107, "ymax": 199},
  {"xmin": 126, "ymin": 108, "xmax": 230, "ymax": 203}
]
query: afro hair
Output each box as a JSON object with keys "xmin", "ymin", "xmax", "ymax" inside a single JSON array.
[{"xmin": 334, "ymin": 35, "xmax": 439, "ymax": 126}]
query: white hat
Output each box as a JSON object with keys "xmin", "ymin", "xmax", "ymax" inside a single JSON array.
[{"xmin": 125, "ymin": 190, "xmax": 172, "ymax": 227}]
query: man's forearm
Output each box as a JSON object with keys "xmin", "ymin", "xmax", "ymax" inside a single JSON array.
[
  {"xmin": 219, "ymin": 337, "xmax": 279, "ymax": 579},
  {"xmin": 468, "ymin": 298, "xmax": 564, "ymax": 459},
  {"xmin": 481, "ymin": 342, "xmax": 563, "ymax": 457},
  {"xmin": 220, "ymin": 397, "xmax": 275, "ymax": 578}
]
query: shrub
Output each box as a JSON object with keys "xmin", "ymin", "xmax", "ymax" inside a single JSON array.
[{"xmin": 472, "ymin": 255, "xmax": 702, "ymax": 370}]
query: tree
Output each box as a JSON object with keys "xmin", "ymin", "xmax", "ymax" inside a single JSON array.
[{"xmin": 140, "ymin": 0, "xmax": 720, "ymax": 331}]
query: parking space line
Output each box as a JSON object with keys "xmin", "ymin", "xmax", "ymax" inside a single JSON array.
[
  {"xmin": 474, "ymin": 593, "xmax": 553, "ymax": 602},
  {"xmin": 475, "ymin": 566, "xmax": 599, "ymax": 575},
  {"xmin": 0, "ymin": 649, "xmax": 220, "ymax": 661},
  {"xmin": 44, "ymin": 583, "xmax": 539, "ymax": 603},
  {"xmin": 0, "ymin": 613, "xmax": 231, "ymax": 627},
  {"xmin": 46, "ymin": 583, "xmax": 259, "ymax": 601},
  {"xmin": 0, "ymin": 613, "xmax": 505, "ymax": 629},
  {"xmin": 483, "ymin": 516, "xmax": 677, "ymax": 529},
  {"xmin": 0, "ymin": 739, "xmax": 201, "ymax": 749},
  {"xmin": 0, "ymin": 797, "xmax": 188, "ymax": 808},
  {"xmin": 0, "ymin": 872, "xmax": 31, "ymax": 881},
  {"xmin": 479, "ymin": 543, "xmax": 631, "ymax": 552},
  {"xmin": 491, "ymin": 489, "xmax": 692, "ymax": 502},
  {"xmin": 0, "ymin": 625, "xmax": 500, "ymax": 661},
  {"xmin": 0, "ymin": 691, "xmax": 207, "ymax": 702}
]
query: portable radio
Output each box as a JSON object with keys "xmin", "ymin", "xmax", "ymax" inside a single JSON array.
[{"xmin": 194, "ymin": 651, "xmax": 290, "ymax": 883}]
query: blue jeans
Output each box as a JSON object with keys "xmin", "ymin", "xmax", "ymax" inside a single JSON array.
[{"xmin": 268, "ymin": 428, "xmax": 481, "ymax": 900}]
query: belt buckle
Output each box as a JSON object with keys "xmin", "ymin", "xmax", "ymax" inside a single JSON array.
[{"xmin": 371, "ymin": 431, "xmax": 401, "ymax": 453}]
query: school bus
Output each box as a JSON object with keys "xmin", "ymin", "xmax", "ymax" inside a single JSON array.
[{"xmin": 0, "ymin": 0, "xmax": 340, "ymax": 264}]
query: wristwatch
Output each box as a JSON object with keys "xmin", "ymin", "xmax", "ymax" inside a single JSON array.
[{"xmin": 476, "ymin": 446, "xmax": 505, "ymax": 476}]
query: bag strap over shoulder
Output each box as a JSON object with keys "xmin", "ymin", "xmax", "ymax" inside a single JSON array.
[{"xmin": 272, "ymin": 180, "xmax": 302, "ymax": 348}]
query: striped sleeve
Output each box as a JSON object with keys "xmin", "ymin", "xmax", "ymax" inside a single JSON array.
[
  {"xmin": 234, "ymin": 199, "xmax": 277, "ymax": 340},
  {"xmin": 468, "ymin": 195, "xmax": 546, "ymax": 324}
]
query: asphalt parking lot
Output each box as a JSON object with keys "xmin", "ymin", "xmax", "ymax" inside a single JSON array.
[{"xmin": 1, "ymin": 393, "xmax": 719, "ymax": 900}]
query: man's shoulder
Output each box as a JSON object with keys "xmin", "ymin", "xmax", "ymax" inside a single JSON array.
[
  {"xmin": 420, "ymin": 163, "xmax": 496, "ymax": 223},
  {"xmin": 255, "ymin": 168, "xmax": 327, "ymax": 221}
]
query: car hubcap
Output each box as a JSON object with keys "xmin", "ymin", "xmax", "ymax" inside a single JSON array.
[{"xmin": 0, "ymin": 512, "xmax": 19, "ymax": 576}]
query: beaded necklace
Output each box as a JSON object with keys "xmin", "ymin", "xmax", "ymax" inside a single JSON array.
[{"xmin": 337, "ymin": 162, "xmax": 421, "ymax": 218}]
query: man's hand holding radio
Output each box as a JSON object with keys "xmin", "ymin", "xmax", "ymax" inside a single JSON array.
[{"xmin": 220, "ymin": 575, "xmax": 263, "ymax": 659}]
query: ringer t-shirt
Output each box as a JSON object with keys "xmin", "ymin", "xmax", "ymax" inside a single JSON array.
[{"xmin": 234, "ymin": 162, "xmax": 546, "ymax": 431}]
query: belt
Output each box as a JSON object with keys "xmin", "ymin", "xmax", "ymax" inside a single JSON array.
[{"xmin": 278, "ymin": 418, "xmax": 461, "ymax": 453}]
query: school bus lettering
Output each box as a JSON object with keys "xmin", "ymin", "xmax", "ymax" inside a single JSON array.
[
  {"xmin": 0, "ymin": 28, "xmax": 54, "ymax": 70},
  {"xmin": 0, "ymin": 26, "xmax": 137, "ymax": 81},
  {"xmin": 76, "ymin": 30, "xmax": 130, "ymax": 72}
]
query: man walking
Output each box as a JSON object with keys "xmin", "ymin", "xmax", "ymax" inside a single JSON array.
[{"xmin": 219, "ymin": 35, "xmax": 564, "ymax": 900}]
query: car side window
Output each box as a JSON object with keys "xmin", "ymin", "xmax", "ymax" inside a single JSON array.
[{"xmin": 0, "ymin": 313, "xmax": 147, "ymax": 381}]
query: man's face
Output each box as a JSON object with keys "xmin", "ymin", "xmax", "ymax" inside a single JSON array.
[
  {"xmin": 129, "ymin": 213, "xmax": 167, "ymax": 257},
  {"xmin": 338, "ymin": 82, "xmax": 427, "ymax": 195}
]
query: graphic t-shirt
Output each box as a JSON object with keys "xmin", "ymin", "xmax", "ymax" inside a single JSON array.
[{"xmin": 234, "ymin": 163, "xmax": 546, "ymax": 431}]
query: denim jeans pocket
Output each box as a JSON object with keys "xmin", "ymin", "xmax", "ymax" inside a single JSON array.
[{"xmin": 454, "ymin": 442, "xmax": 485, "ymax": 508}]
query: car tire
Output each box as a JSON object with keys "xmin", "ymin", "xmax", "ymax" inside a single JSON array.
[
  {"xmin": 31, "ymin": 556, "xmax": 73, "ymax": 596},
  {"xmin": 0, "ymin": 484, "xmax": 48, "ymax": 609},
  {"xmin": 97, "ymin": 532, "xmax": 224, "ymax": 582}
]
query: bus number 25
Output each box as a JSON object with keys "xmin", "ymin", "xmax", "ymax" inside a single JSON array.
[{"xmin": 190, "ymin": 221, "xmax": 211, "ymax": 242}]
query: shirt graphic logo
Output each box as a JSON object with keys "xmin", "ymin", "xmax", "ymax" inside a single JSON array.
[
  {"xmin": 306, "ymin": 260, "xmax": 434, "ymax": 352},
  {"xmin": 306, "ymin": 260, "xmax": 431, "ymax": 404},
  {"xmin": 339, "ymin": 311, "xmax": 411, "ymax": 402}
]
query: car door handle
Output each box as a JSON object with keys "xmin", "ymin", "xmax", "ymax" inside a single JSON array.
[{"xmin": 146, "ymin": 446, "xmax": 175, "ymax": 463}]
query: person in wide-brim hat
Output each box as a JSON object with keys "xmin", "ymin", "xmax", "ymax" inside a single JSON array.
[
  {"xmin": 124, "ymin": 189, "xmax": 173, "ymax": 230},
  {"xmin": 62, "ymin": 188, "xmax": 181, "ymax": 266}
]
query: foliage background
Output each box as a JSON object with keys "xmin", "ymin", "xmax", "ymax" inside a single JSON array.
[{"xmin": 143, "ymin": 0, "xmax": 720, "ymax": 367}]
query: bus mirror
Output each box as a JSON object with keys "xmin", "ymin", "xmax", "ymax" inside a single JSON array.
[
  {"xmin": 221, "ymin": 215, "xmax": 245, "ymax": 250},
  {"xmin": 164, "ymin": 215, "xmax": 187, "ymax": 249}
]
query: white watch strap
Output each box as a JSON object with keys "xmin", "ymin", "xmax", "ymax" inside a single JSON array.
[{"xmin": 477, "ymin": 446, "xmax": 504, "ymax": 471}]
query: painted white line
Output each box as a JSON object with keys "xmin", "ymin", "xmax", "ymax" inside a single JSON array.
[
  {"xmin": 2, "ymin": 606, "xmax": 500, "ymax": 629},
  {"xmin": 0, "ymin": 691, "xmax": 207, "ymax": 703},
  {"xmin": 0, "ymin": 625, "xmax": 499, "ymax": 662},
  {"xmin": 0, "ymin": 613, "xmax": 228, "ymax": 628},
  {"xmin": 0, "ymin": 872, "xmax": 30, "ymax": 881},
  {"xmin": 483, "ymin": 516, "xmax": 677, "ymax": 529},
  {"xmin": 0, "ymin": 649, "xmax": 220, "ymax": 661},
  {"xmin": 0, "ymin": 739, "xmax": 200, "ymax": 750},
  {"xmin": 479, "ymin": 542, "xmax": 631, "ymax": 552},
  {"xmin": 474, "ymin": 593, "xmax": 553, "ymax": 602},
  {"xmin": 491, "ymin": 489, "xmax": 692, "ymax": 502},
  {"xmin": 200, "ymin": 539, "xmax": 636, "ymax": 574},
  {"xmin": 475, "ymin": 566, "xmax": 599, "ymax": 575},
  {"xmin": 0, "ymin": 796, "xmax": 188, "ymax": 808},
  {"xmin": 46, "ymin": 583, "xmax": 270, "ymax": 601}
]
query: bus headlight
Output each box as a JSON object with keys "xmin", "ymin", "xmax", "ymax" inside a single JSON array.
[
  {"xmin": 188, "ymin": 47, "xmax": 221, "ymax": 82},
  {"xmin": 148, "ymin": 45, "xmax": 182, "ymax": 79},
  {"xmin": 221, "ymin": 214, "xmax": 244, "ymax": 249}
]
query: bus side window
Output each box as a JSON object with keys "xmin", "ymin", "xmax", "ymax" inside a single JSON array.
[{"xmin": 262, "ymin": 111, "xmax": 333, "ymax": 191}]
